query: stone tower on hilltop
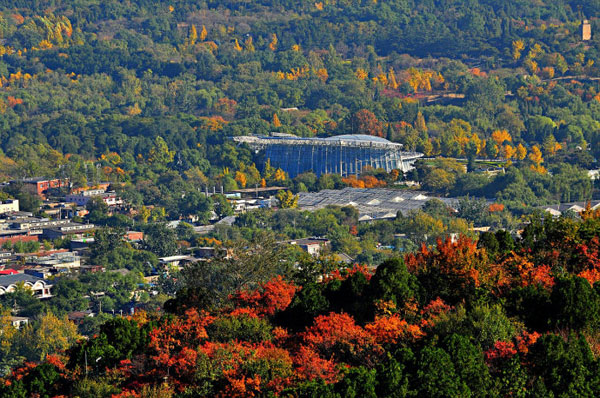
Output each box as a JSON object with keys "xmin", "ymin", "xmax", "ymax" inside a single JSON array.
[{"xmin": 581, "ymin": 19, "xmax": 592, "ymax": 41}]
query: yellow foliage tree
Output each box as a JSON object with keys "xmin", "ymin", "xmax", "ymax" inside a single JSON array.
[
  {"xmin": 276, "ymin": 190, "xmax": 298, "ymax": 208},
  {"xmin": 414, "ymin": 111, "xmax": 427, "ymax": 132},
  {"xmin": 244, "ymin": 36, "xmax": 255, "ymax": 52},
  {"xmin": 263, "ymin": 159, "xmax": 275, "ymax": 181},
  {"xmin": 501, "ymin": 144, "xmax": 516, "ymax": 159},
  {"xmin": 189, "ymin": 25, "xmax": 198, "ymax": 46},
  {"xmin": 127, "ymin": 103, "xmax": 142, "ymax": 116},
  {"xmin": 388, "ymin": 67, "xmax": 399, "ymax": 89},
  {"xmin": 273, "ymin": 113, "xmax": 281, "ymax": 127},
  {"xmin": 315, "ymin": 68, "xmax": 328, "ymax": 82},
  {"xmin": 512, "ymin": 40, "xmax": 525, "ymax": 60},
  {"xmin": 0, "ymin": 305, "xmax": 17, "ymax": 361},
  {"xmin": 233, "ymin": 39, "xmax": 242, "ymax": 51},
  {"xmin": 200, "ymin": 25, "xmax": 207, "ymax": 41},
  {"xmin": 355, "ymin": 68, "xmax": 368, "ymax": 80},
  {"xmin": 516, "ymin": 143, "xmax": 527, "ymax": 160},
  {"xmin": 28, "ymin": 312, "xmax": 81, "ymax": 361},
  {"xmin": 541, "ymin": 66, "xmax": 555, "ymax": 79},
  {"xmin": 524, "ymin": 58, "xmax": 539, "ymax": 74},
  {"xmin": 543, "ymin": 135, "xmax": 562, "ymax": 156},
  {"xmin": 274, "ymin": 168, "xmax": 286, "ymax": 181},
  {"xmin": 491, "ymin": 129, "xmax": 512, "ymax": 146},
  {"xmin": 528, "ymin": 145, "xmax": 546, "ymax": 173},
  {"xmin": 139, "ymin": 205, "xmax": 151, "ymax": 223},
  {"xmin": 374, "ymin": 72, "xmax": 388, "ymax": 86},
  {"xmin": 269, "ymin": 33, "xmax": 278, "ymax": 51},
  {"xmin": 235, "ymin": 171, "xmax": 247, "ymax": 188},
  {"xmin": 470, "ymin": 133, "xmax": 483, "ymax": 155},
  {"xmin": 184, "ymin": 167, "xmax": 209, "ymax": 186},
  {"xmin": 529, "ymin": 145, "xmax": 543, "ymax": 164}
]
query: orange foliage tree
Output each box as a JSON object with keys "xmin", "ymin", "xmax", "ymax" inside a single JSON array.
[
  {"xmin": 231, "ymin": 275, "xmax": 299, "ymax": 317},
  {"xmin": 405, "ymin": 236, "xmax": 490, "ymax": 302}
]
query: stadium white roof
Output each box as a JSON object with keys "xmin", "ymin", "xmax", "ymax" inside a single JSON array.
[{"xmin": 297, "ymin": 188, "xmax": 458, "ymax": 220}]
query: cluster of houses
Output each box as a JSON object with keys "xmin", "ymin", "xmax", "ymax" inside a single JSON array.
[{"xmin": 0, "ymin": 178, "xmax": 140, "ymax": 304}]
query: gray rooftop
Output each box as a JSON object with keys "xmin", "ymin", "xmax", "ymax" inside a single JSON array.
[
  {"xmin": 297, "ymin": 188, "xmax": 458, "ymax": 220},
  {"xmin": 0, "ymin": 273, "xmax": 47, "ymax": 287},
  {"xmin": 538, "ymin": 200, "xmax": 600, "ymax": 214}
]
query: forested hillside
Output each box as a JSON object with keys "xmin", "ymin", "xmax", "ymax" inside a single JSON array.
[{"xmin": 0, "ymin": 0, "xmax": 597, "ymax": 214}]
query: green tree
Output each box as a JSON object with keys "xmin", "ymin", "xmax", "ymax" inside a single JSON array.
[
  {"xmin": 550, "ymin": 276, "xmax": 600, "ymax": 331},
  {"xmin": 148, "ymin": 136, "xmax": 174, "ymax": 168},
  {"xmin": 368, "ymin": 258, "xmax": 420, "ymax": 308},
  {"xmin": 415, "ymin": 346, "xmax": 470, "ymax": 398},
  {"xmin": 143, "ymin": 223, "xmax": 178, "ymax": 257}
]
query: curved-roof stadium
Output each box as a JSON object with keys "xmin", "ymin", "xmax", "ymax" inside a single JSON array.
[{"xmin": 233, "ymin": 134, "xmax": 423, "ymax": 178}]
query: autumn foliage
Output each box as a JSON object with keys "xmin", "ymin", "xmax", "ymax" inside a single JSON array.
[{"xmin": 5, "ymin": 214, "xmax": 600, "ymax": 397}]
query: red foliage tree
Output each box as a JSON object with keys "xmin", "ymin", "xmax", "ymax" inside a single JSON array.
[
  {"xmin": 419, "ymin": 297, "xmax": 453, "ymax": 328},
  {"xmin": 303, "ymin": 312, "xmax": 379, "ymax": 365},
  {"xmin": 232, "ymin": 276, "xmax": 299, "ymax": 317},
  {"xmin": 405, "ymin": 236, "xmax": 489, "ymax": 288},
  {"xmin": 492, "ymin": 252, "xmax": 554, "ymax": 295},
  {"xmin": 147, "ymin": 309, "xmax": 214, "ymax": 387},
  {"xmin": 575, "ymin": 236, "xmax": 600, "ymax": 285},
  {"xmin": 365, "ymin": 314, "xmax": 424, "ymax": 344},
  {"xmin": 293, "ymin": 345, "xmax": 340, "ymax": 383},
  {"xmin": 350, "ymin": 109, "xmax": 383, "ymax": 137},
  {"xmin": 484, "ymin": 340, "xmax": 517, "ymax": 368},
  {"xmin": 323, "ymin": 264, "xmax": 373, "ymax": 283}
]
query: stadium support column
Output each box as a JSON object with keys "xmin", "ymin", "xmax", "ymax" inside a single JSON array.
[
  {"xmin": 311, "ymin": 145, "xmax": 315, "ymax": 175},
  {"xmin": 340, "ymin": 142, "xmax": 343, "ymax": 176}
]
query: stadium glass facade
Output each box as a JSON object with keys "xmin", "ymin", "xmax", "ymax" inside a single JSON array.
[{"xmin": 234, "ymin": 134, "xmax": 424, "ymax": 178}]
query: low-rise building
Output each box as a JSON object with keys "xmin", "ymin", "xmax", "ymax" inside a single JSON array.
[
  {"xmin": 538, "ymin": 200, "xmax": 600, "ymax": 217},
  {"xmin": 10, "ymin": 217, "xmax": 71, "ymax": 230},
  {"xmin": 159, "ymin": 255, "xmax": 200, "ymax": 269},
  {"xmin": 0, "ymin": 273, "xmax": 52, "ymax": 298},
  {"xmin": 65, "ymin": 190, "xmax": 123, "ymax": 207},
  {"xmin": 0, "ymin": 268, "xmax": 18, "ymax": 275},
  {"xmin": 17, "ymin": 177, "xmax": 69, "ymax": 197},
  {"xmin": 27, "ymin": 251, "xmax": 81, "ymax": 270},
  {"xmin": 42, "ymin": 223, "xmax": 95, "ymax": 240},
  {"xmin": 80, "ymin": 264, "xmax": 105, "ymax": 273},
  {"xmin": 10, "ymin": 316, "xmax": 29, "ymax": 329},
  {"xmin": 286, "ymin": 237, "xmax": 330, "ymax": 256},
  {"xmin": 0, "ymin": 199, "xmax": 19, "ymax": 215},
  {"xmin": 124, "ymin": 231, "xmax": 144, "ymax": 241},
  {"xmin": 68, "ymin": 310, "xmax": 94, "ymax": 325}
]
